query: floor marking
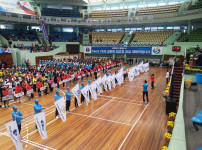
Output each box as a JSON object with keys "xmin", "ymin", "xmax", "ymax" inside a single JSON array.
[
  {"xmin": 98, "ymin": 95, "xmax": 143, "ymax": 102},
  {"xmin": 100, "ymin": 98, "xmax": 145, "ymax": 106},
  {"xmin": 89, "ymin": 98, "xmax": 113, "ymax": 117},
  {"xmin": 122, "ymin": 85, "xmax": 142, "ymax": 88},
  {"xmin": 70, "ymin": 112, "xmax": 133, "ymax": 126},
  {"xmin": 1, "ymin": 132, "xmax": 55, "ymax": 150},
  {"xmin": 118, "ymin": 104, "xmax": 149, "ymax": 150}
]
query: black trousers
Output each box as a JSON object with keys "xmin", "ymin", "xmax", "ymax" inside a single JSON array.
[
  {"xmin": 33, "ymin": 84, "xmax": 36, "ymax": 92},
  {"xmin": 151, "ymin": 82, "xmax": 154, "ymax": 88},
  {"xmin": 75, "ymin": 97, "xmax": 78, "ymax": 108},
  {"xmin": 18, "ymin": 124, "xmax": 21, "ymax": 134},
  {"xmin": 193, "ymin": 122, "xmax": 201, "ymax": 131},
  {"xmin": 143, "ymin": 91, "xmax": 149, "ymax": 102},
  {"xmin": 66, "ymin": 100, "xmax": 70, "ymax": 111},
  {"xmin": 55, "ymin": 108, "xmax": 59, "ymax": 117},
  {"xmin": 81, "ymin": 94, "xmax": 85, "ymax": 103},
  {"xmin": 166, "ymin": 78, "xmax": 169, "ymax": 85}
]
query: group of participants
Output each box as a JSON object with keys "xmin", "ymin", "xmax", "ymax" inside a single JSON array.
[{"xmin": 0, "ymin": 58, "xmax": 122, "ymax": 108}]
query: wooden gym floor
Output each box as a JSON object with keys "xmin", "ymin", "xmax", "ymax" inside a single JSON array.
[{"xmin": 0, "ymin": 66, "xmax": 167, "ymax": 150}]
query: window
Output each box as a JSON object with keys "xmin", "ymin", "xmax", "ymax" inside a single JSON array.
[
  {"xmin": 107, "ymin": 29, "xmax": 112, "ymax": 32},
  {"xmin": 0, "ymin": 25, "xmax": 6, "ymax": 29},
  {"xmin": 111, "ymin": 7, "xmax": 118, "ymax": 10},
  {"xmin": 158, "ymin": 3, "xmax": 166, "ymax": 6},
  {"xmin": 148, "ymin": 4, "xmax": 157, "ymax": 7},
  {"xmin": 173, "ymin": 26, "xmax": 180, "ymax": 30},
  {"xmin": 158, "ymin": 27, "xmax": 164, "ymax": 30},
  {"xmin": 145, "ymin": 27, "xmax": 150, "ymax": 30},
  {"xmin": 62, "ymin": 28, "xmax": 73, "ymax": 32},
  {"xmin": 125, "ymin": 28, "xmax": 131, "ymax": 31},
  {"xmin": 138, "ymin": 4, "xmax": 144, "ymax": 8},
  {"xmin": 137, "ymin": 28, "xmax": 142, "ymax": 31},
  {"xmin": 151, "ymin": 27, "xmax": 157, "ymax": 31},
  {"xmin": 99, "ymin": 29, "xmax": 105, "ymax": 32},
  {"xmin": 167, "ymin": 26, "xmax": 173, "ymax": 30},
  {"xmin": 31, "ymin": 26, "xmax": 41, "ymax": 31},
  {"xmin": 131, "ymin": 28, "xmax": 136, "ymax": 31}
]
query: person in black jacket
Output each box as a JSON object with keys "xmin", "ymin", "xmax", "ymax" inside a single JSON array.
[{"xmin": 197, "ymin": 51, "xmax": 202, "ymax": 66}]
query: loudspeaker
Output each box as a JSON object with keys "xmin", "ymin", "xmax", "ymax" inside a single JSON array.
[{"xmin": 166, "ymin": 97, "xmax": 177, "ymax": 115}]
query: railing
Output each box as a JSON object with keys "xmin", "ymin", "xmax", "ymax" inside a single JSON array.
[
  {"xmin": 0, "ymin": 8, "xmax": 201, "ymax": 25},
  {"xmin": 168, "ymin": 62, "xmax": 175, "ymax": 98}
]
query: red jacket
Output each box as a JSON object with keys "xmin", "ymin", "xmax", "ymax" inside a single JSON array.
[
  {"xmin": 57, "ymin": 77, "xmax": 61, "ymax": 83},
  {"xmin": 2, "ymin": 89, "xmax": 9, "ymax": 96},
  {"xmin": 26, "ymin": 84, "xmax": 32, "ymax": 91},
  {"xmin": 15, "ymin": 86, "xmax": 22, "ymax": 93},
  {"xmin": 150, "ymin": 76, "xmax": 155, "ymax": 82},
  {"xmin": 62, "ymin": 76, "xmax": 66, "ymax": 80},
  {"xmin": 36, "ymin": 82, "xmax": 43, "ymax": 89},
  {"xmin": 22, "ymin": 82, "xmax": 26, "ymax": 88}
]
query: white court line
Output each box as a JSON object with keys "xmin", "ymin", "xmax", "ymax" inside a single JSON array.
[
  {"xmin": 1, "ymin": 132, "xmax": 55, "ymax": 150},
  {"xmin": 122, "ymin": 85, "xmax": 142, "ymax": 88},
  {"xmin": 99, "ymin": 95, "xmax": 143, "ymax": 102},
  {"xmin": 70, "ymin": 112, "xmax": 133, "ymax": 126},
  {"xmin": 22, "ymin": 107, "xmax": 77, "ymax": 139},
  {"xmin": 118, "ymin": 104, "xmax": 149, "ymax": 150},
  {"xmin": 89, "ymin": 98, "xmax": 113, "ymax": 117},
  {"xmin": 99, "ymin": 98, "xmax": 145, "ymax": 106}
]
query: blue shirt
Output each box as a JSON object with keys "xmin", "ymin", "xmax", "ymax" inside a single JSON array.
[
  {"xmin": 65, "ymin": 91, "xmax": 73, "ymax": 101},
  {"xmin": 143, "ymin": 83, "xmax": 148, "ymax": 92},
  {"xmin": 80, "ymin": 85, "xmax": 85, "ymax": 90},
  {"xmin": 54, "ymin": 94, "xmax": 62, "ymax": 101},
  {"xmin": 34, "ymin": 103, "xmax": 43, "ymax": 114},
  {"xmin": 12, "ymin": 110, "xmax": 22, "ymax": 125}
]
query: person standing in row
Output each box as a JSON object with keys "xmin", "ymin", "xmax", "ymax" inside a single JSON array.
[
  {"xmin": 88, "ymin": 80, "xmax": 91, "ymax": 100},
  {"xmin": 150, "ymin": 74, "xmax": 155, "ymax": 89},
  {"xmin": 166, "ymin": 70, "xmax": 170, "ymax": 85},
  {"xmin": 33, "ymin": 99, "xmax": 43, "ymax": 129},
  {"xmin": 142, "ymin": 80, "xmax": 149, "ymax": 103},
  {"xmin": 80, "ymin": 82, "xmax": 85, "ymax": 103},
  {"xmin": 65, "ymin": 87, "xmax": 73, "ymax": 112},
  {"xmin": 54, "ymin": 90, "xmax": 62, "ymax": 118},
  {"xmin": 12, "ymin": 105, "xmax": 23, "ymax": 135}
]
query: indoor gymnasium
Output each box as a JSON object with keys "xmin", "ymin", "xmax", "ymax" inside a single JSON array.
[{"xmin": 0, "ymin": 0, "xmax": 202, "ymax": 150}]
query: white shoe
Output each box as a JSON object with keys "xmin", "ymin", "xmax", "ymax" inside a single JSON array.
[{"xmin": 56, "ymin": 116, "xmax": 59, "ymax": 119}]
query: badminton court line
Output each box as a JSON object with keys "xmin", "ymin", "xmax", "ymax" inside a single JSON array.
[{"xmin": 118, "ymin": 104, "xmax": 149, "ymax": 150}]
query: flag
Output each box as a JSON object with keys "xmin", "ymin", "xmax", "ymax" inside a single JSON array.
[
  {"xmin": 86, "ymin": 19, "xmax": 91, "ymax": 25},
  {"xmin": 106, "ymin": 76, "xmax": 112, "ymax": 91},
  {"xmin": 77, "ymin": 19, "xmax": 82, "ymax": 25},
  {"xmin": 40, "ymin": 19, "xmax": 49, "ymax": 40},
  {"xmin": 54, "ymin": 97, "xmax": 66, "ymax": 122},
  {"xmin": 31, "ymin": 15, "xmax": 36, "ymax": 22},
  {"xmin": 89, "ymin": 82, "xmax": 97, "ymax": 100},
  {"xmin": 56, "ymin": 18, "xmax": 61, "ymax": 24},
  {"xmin": 128, "ymin": 18, "xmax": 133, "ymax": 23},
  {"xmin": 46, "ymin": 17, "xmax": 51, "ymax": 23},
  {"xmin": 102, "ymin": 75, "xmax": 108, "ymax": 91},
  {"xmin": 34, "ymin": 111, "xmax": 47, "ymax": 139},
  {"xmin": 6, "ymin": 13, "xmax": 11, "ymax": 19},
  {"xmin": 5, "ymin": 121, "xmax": 23, "ymax": 150},
  {"xmin": 18, "ymin": 15, "xmax": 23, "ymax": 20},
  {"xmin": 72, "ymin": 84, "xmax": 80, "ymax": 107},
  {"xmin": 66, "ymin": 19, "xmax": 71, "ymax": 24},
  {"xmin": 96, "ymin": 77, "xmax": 103, "ymax": 94},
  {"xmin": 81, "ymin": 85, "xmax": 90, "ymax": 106},
  {"xmin": 117, "ymin": 19, "xmax": 121, "ymax": 23},
  {"xmin": 107, "ymin": 19, "xmax": 111, "ymax": 24},
  {"xmin": 111, "ymin": 74, "xmax": 116, "ymax": 88}
]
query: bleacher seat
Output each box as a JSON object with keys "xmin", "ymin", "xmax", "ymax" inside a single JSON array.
[
  {"xmin": 178, "ymin": 28, "xmax": 202, "ymax": 42},
  {"xmin": 191, "ymin": 110, "xmax": 202, "ymax": 131},
  {"xmin": 189, "ymin": 0, "xmax": 202, "ymax": 10},
  {"xmin": 89, "ymin": 32, "xmax": 125, "ymax": 44},
  {"xmin": 0, "ymin": 29, "xmax": 37, "ymax": 41},
  {"xmin": 131, "ymin": 30, "xmax": 175, "ymax": 43},
  {"xmin": 90, "ymin": 9, "xmax": 128, "ymax": 18},
  {"xmin": 42, "ymin": 8, "xmax": 81, "ymax": 18},
  {"xmin": 137, "ymin": 3, "xmax": 181, "ymax": 15},
  {"xmin": 49, "ymin": 32, "xmax": 80, "ymax": 42}
]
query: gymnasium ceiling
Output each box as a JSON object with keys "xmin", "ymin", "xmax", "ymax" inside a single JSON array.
[{"xmin": 28, "ymin": 0, "xmax": 169, "ymax": 6}]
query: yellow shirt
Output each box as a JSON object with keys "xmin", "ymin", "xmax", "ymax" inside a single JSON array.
[
  {"xmin": 33, "ymin": 78, "xmax": 37, "ymax": 84},
  {"xmin": 0, "ymin": 72, "xmax": 3, "ymax": 76}
]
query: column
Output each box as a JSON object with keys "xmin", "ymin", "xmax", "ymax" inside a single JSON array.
[{"xmin": 188, "ymin": 21, "xmax": 191, "ymax": 34}]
